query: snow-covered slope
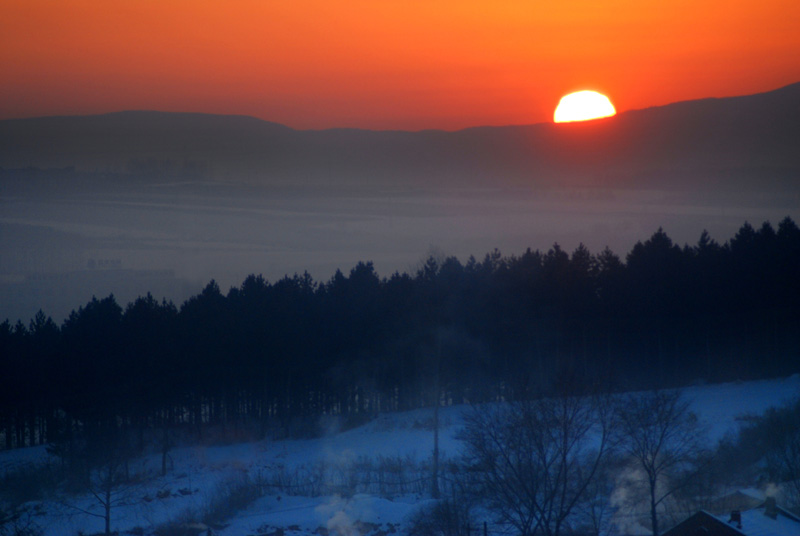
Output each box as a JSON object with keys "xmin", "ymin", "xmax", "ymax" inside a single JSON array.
[{"xmin": 2, "ymin": 375, "xmax": 798, "ymax": 536}]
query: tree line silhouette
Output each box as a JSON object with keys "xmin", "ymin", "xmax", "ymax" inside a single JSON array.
[{"xmin": 1, "ymin": 218, "xmax": 799, "ymax": 449}]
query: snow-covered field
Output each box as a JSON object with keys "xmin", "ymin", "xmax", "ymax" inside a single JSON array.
[{"xmin": 2, "ymin": 375, "xmax": 799, "ymax": 536}]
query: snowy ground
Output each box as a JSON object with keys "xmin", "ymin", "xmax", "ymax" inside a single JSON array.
[{"xmin": 2, "ymin": 375, "xmax": 799, "ymax": 536}]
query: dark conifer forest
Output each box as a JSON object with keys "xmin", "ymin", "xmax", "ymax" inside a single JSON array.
[{"xmin": 1, "ymin": 218, "xmax": 799, "ymax": 450}]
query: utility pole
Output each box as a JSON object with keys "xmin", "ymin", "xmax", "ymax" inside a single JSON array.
[{"xmin": 432, "ymin": 330, "xmax": 441, "ymax": 499}]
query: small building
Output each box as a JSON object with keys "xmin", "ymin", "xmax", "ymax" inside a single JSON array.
[
  {"xmin": 703, "ymin": 488, "xmax": 765, "ymax": 516},
  {"xmin": 662, "ymin": 498, "xmax": 800, "ymax": 536}
]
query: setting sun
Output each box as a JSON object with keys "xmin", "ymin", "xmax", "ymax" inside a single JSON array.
[{"xmin": 554, "ymin": 91, "xmax": 616, "ymax": 123}]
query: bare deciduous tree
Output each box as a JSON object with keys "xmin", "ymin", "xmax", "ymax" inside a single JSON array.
[
  {"xmin": 0, "ymin": 502, "xmax": 44, "ymax": 536},
  {"xmin": 573, "ymin": 462, "xmax": 618, "ymax": 536},
  {"xmin": 460, "ymin": 393, "xmax": 613, "ymax": 536},
  {"xmin": 777, "ymin": 431, "xmax": 800, "ymax": 508},
  {"xmin": 615, "ymin": 390, "xmax": 709, "ymax": 536},
  {"xmin": 62, "ymin": 432, "xmax": 139, "ymax": 536},
  {"xmin": 764, "ymin": 399, "xmax": 800, "ymax": 510}
]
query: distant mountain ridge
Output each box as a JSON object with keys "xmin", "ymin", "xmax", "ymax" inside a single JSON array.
[{"xmin": 1, "ymin": 82, "xmax": 799, "ymax": 191}]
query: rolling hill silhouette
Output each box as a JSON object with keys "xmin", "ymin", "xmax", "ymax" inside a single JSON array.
[{"xmin": 1, "ymin": 82, "xmax": 798, "ymax": 192}]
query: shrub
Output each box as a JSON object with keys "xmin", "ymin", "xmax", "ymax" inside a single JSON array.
[
  {"xmin": 0, "ymin": 503, "xmax": 44, "ymax": 536},
  {"xmin": 406, "ymin": 499, "xmax": 474, "ymax": 536},
  {"xmin": 201, "ymin": 474, "xmax": 263, "ymax": 525},
  {"xmin": 0, "ymin": 463, "xmax": 59, "ymax": 504}
]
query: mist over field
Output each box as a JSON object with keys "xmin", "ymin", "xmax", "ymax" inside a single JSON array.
[{"xmin": 2, "ymin": 183, "xmax": 796, "ymax": 323}]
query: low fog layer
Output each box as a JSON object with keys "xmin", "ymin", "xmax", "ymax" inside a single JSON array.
[{"xmin": 2, "ymin": 183, "xmax": 796, "ymax": 323}]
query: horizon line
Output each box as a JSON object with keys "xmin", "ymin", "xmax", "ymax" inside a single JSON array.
[{"xmin": 1, "ymin": 80, "xmax": 797, "ymax": 133}]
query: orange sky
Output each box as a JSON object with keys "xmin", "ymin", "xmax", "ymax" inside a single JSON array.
[{"xmin": 2, "ymin": 0, "xmax": 799, "ymax": 130}]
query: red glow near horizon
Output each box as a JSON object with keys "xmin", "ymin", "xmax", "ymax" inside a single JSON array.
[{"xmin": 1, "ymin": 0, "xmax": 799, "ymax": 130}]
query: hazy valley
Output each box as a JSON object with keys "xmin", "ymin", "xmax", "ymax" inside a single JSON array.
[{"xmin": 2, "ymin": 83, "xmax": 798, "ymax": 323}]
